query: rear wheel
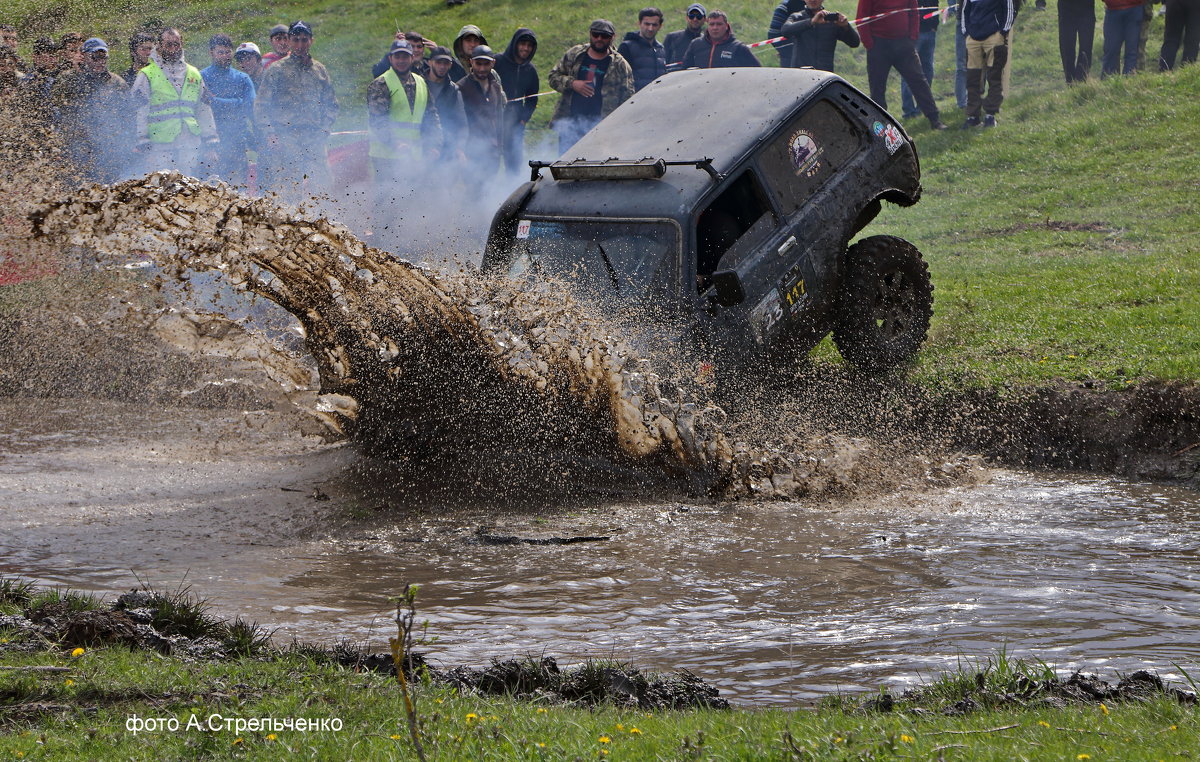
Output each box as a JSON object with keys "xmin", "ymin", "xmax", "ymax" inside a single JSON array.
[{"xmin": 833, "ymin": 235, "xmax": 933, "ymax": 371}]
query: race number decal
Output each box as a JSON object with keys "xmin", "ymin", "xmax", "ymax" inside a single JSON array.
[
  {"xmin": 751, "ymin": 289, "xmax": 785, "ymax": 344},
  {"xmin": 516, "ymin": 219, "xmax": 531, "ymax": 239}
]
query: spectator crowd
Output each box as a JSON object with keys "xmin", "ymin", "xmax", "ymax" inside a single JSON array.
[{"xmin": 0, "ymin": 0, "xmax": 1194, "ymax": 201}]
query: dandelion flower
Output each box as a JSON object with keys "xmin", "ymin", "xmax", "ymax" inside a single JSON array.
[
  {"xmin": 537, "ymin": 742, "xmax": 545, "ymax": 748},
  {"xmin": 834, "ymin": 737, "xmax": 845, "ymax": 744},
  {"xmin": 465, "ymin": 713, "xmax": 479, "ymax": 722},
  {"xmin": 899, "ymin": 734, "xmax": 914, "ymax": 743},
  {"xmin": 1038, "ymin": 721, "xmax": 1051, "ymax": 728},
  {"xmin": 1170, "ymin": 725, "xmax": 1177, "ymax": 731},
  {"xmin": 616, "ymin": 724, "xmax": 624, "ymax": 731},
  {"xmin": 599, "ymin": 736, "xmax": 611, "ymax": 744},
  {"xmin": 1077, "ymin": 755, "xmax": 1090, "ymax": 760},
  {"xmin": 536, "ymin": 708, "xmax": 547, "ymax": 714},
  {"xmin": 70, "ymin": 647, "xmax": 85, "ymax": 658},
  {"xmin": 1100, "ymin": 703, "xmax": 1109, "ymax": 716},
  {"xmin": 232, "ymin": 738, "xmax": 243, "ymax": 746},
  {"xmin": 390, "ymin": 735, "xmax": 402, "ymax": 740},
  {"xmin": 266, "ymin": 734, "xmax": 277, "ymax": 741},
  {"xmin": 64, "ymin": 679, "xmax": 74, "ymax": 686},
  {"xmin": 629, "ymin": 727, "xmax": 642, "ymax": 735}
]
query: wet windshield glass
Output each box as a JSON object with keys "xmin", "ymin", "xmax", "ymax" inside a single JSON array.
[{"xmin": 508, "ymin": 220, "xmax": 677, "ymax": 299}]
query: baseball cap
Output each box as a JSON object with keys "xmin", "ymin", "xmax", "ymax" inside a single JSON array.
[
  {"xmin": 687, "ymin": 4, "xmax": 707, "ymax": 17},
  {"xmin": 235, "ymin": 42, "xmax": 261, "ymax": 58},
  {"xmin": 81, "ymin": 37, "xmax": 109, "ymax": 54},
  {"xmin": 470, "ymin": 44, "xmax": 495, "ymax": 61},
  {"xmin": 287, "ymin": 21, "xmax": 312, "ymax": 37},
  {"xmin": 269, "ymin": 24, "xmax": 289, "ymax": 37},
  {"xmin": 589, "ymin": 19, "xmax": 616, "ymax": 37},
  {"xmin": 428, "ymin": 45, "xmax": 454, "ymax": 62},
  {"xmin": 389, "ymin": 39, "xmax": 414, "ymax": 55}
]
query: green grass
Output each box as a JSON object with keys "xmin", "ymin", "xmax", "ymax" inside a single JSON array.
[{"xmin": 1, "ymin": 643, "xmax": 1197, "ymax": 760}]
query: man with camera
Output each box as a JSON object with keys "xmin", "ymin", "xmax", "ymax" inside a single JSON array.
[{"xmin": 779, "ymin": 0, "xmax": 861, "ymax": 71}]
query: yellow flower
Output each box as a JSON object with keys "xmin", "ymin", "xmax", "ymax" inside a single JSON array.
[
  {"xmin": 1100, "ymin": 703, "xmax": 1109, "ymax": 716},
  {"xmin": 537, "ymin": 742, "xmax": 545, "ymax": 748},
  {"xmin": 266, "ymin": 734, "xmax": 277, "ymax": 741},
  {"xmin": 616, "ymin": 724, "xmax": 624, "ymax": 731},
  {"xmin": 64, "ymin": 679, "xmax": 74, "ymax": 686},
  {"xmin": 629, "ymin": 727, "xmax": 642, "ymax": 735},
  {"xmin": 232, "ymin": 738, "xmax": 243, "ymax": 746},
  {"xmin": 390, "ymin": 735, "xmax": 402, "ymax": 740},
  {"xmin": 899, "ymin": 734, "xmax": 914, "ymax": 743},
  {"xmin": 1170, "ymin": 725, "xmax": 1178, "ymax": 731},
  {"xmin": 599, "ymin": 736, "xmax": 611, "ymax": 744},
  {"xmin": 17, "ymin": 753, "xmax": 26, "ymax": 759},
  {"xmin": 435, "ymin": 698, "xmax": 444, "ymax": 704},
  {"xmin": 834, "ymin": 737, "xmax": 845, "ymax": 744},
  {"xmin": 1077, "ymin": 755, "xmax": 1090, "ymax": 760},
  {"xmin": 70, "ymin": 647, "xmax": 85, "ymax": 658},
  {"xmin": 465, "ymin": 713, "xmax": 479, "ymax": 722},
  {"xmin": 1038, "ymin": 721, "xmax": 1051, "ymax": 728},
  {"xmin": 536, "ymin": 708, "xmax": 547, "ymax": 714}
]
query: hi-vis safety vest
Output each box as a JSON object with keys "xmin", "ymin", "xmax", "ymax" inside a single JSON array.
[
  {"xmin": 143, "ymin": 61, "xmax": 202, "ymax": 143},
  {"xmin": 368, "ymin": 68, "xmax": 427, "ymax": 160}
]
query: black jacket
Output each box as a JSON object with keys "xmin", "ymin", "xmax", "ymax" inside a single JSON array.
[
  {"xmin": 680, "ymin": 33, "xmax": 762, "ymax": 69},
  {"xmin": 495, "ymin": 28, "xmax": 539, "ymax": 123},
  {"xmin": 769, "ymin": 0, "xmax": 809, "ymax": 64},
  {"xmin": 617, "ymin": 31, "xmax": 667, "ymax": 91},
  {"xmin": 663, "ymin": 27, "xmax": 703, "ymax": 68},
  {"xmin": 780, "ymin": 9, "xmax": 861, "ymax": 71}
]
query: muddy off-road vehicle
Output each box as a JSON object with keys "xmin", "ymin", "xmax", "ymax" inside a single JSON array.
[{"xmin": 483, "ymin": 67, "xmax": 933, "ymax": 372}]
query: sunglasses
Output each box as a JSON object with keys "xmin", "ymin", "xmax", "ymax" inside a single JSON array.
[
  {"xmin": 688, "ymin": 12, "xmax": 704, "ymax": 18},
  {"xmin": 590, "ymin": 32, "xmax": 613, "ymax": 39}
]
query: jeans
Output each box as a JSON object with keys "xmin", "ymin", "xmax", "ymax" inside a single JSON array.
[
  {"xmin": 1103, "ymin": 5, "xmax": 1144, "ymax": 75},
  {"xmin": 901, "ymin": 28, "xmax": 938, "ymax": 118}
]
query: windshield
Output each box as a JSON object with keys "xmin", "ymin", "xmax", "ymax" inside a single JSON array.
[{"xmin": 507, "ymin": 219, "xmax": 678, "ymax": 300}]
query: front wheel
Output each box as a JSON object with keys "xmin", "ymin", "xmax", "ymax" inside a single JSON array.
[{"xmin": 833, "ymin": 235, "xmax": 933, "ymax": 372}]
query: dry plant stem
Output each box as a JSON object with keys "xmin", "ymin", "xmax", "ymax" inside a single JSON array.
[{"xmin": 391, "ymin": 585, "xmax": 426, "ymax": 762}]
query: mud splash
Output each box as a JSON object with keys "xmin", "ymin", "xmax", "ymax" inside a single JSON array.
[{"xmin": 25, "ymin": 172, "xmax": 970, "ymax": 499}]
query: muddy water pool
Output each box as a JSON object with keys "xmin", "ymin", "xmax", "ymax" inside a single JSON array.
[{"xmin": 1, "ymin": 398, "xmax": 1197, "ymax": 705}]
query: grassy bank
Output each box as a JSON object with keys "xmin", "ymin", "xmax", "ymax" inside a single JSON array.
[{"xmin": 2, "ymin": 582, "xmax": 1197, "ymax": 760}]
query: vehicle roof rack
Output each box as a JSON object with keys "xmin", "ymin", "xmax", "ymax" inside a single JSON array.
[{"xmin": 528, "ymin": 157, "xmax": 721, "ymax": 183}]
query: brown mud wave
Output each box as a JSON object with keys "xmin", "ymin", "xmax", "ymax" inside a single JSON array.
[
  {"xmin": 28, "ymin": 172, "xmax": 928, "ymax": 500},
  {"xmin": 785, "ymin": 369, "xmax": 1200, "ymax": 487}
]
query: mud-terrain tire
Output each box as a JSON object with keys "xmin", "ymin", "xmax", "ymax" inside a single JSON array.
[{"xmin": 833, "ymin": 235, "xmax": 933, "ymax": 372}]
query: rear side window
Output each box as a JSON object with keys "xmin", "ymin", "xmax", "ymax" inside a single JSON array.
[{"xmin": 758, "ymin": 99, "xmax": 862, "ymax": 216}]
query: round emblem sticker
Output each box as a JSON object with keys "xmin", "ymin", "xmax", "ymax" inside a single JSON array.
[{"xmin": 788, "ymin": 130, "xmax": 821, "ymax": 177}]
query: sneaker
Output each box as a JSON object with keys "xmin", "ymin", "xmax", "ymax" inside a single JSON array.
[
  {"xmin": 983, "ymin": 113, "xmax": 998, "ymax": 128},
  {"xmin": 929, "ymin": 119, "xmax": 949, "ymax": 131},
  {"xmin": 962, "ymin": 116, "xmax": 982, "ymax": 129}
]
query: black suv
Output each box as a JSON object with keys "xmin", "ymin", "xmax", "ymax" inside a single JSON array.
[{"xmin": 484, "ymin": 67, "xmax": 933, "ymax": 372}]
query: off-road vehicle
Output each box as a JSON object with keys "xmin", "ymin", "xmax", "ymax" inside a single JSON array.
[{"xmin": 483, "ymin": 67, "xmax": 933, "ymax": 372}]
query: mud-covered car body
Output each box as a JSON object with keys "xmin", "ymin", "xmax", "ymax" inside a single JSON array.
[{"xmin": 484, "ymin": 67, "xmax": 927, "ymax": 369}]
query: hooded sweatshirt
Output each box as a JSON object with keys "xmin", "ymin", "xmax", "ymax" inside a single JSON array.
[
  {"xmin": 495, "ymin": 27, "xmax": 539, "ymax": 122},
  {"xmin": 680, "ymin": 31, "xmax": 761, "ymax": 68},
  {"xmin": 452, "ymin": 25, "xmax": 488, "ymax": 82}
]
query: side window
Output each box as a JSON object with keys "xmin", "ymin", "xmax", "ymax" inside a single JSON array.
[
  {"xmin": 695, "ymin": 170, "xmax": 776, "ymax": 289},
  {"xmin": 758, "ymin": 99, "xmax": 862, "ymax": 217}
]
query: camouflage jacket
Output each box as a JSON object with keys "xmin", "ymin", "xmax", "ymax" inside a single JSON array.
[
  {"xmin": 546, "ymin": 44, "xmax": 634, "ymax": 128},
  {"xmin": 255, "ymin": 54, "xmax": 338, "ymax": 134}
]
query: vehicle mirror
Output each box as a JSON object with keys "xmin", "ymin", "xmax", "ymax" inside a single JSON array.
[{"xmin": 711, "ymin": 270, "xmax": 745, "ymax": 308}]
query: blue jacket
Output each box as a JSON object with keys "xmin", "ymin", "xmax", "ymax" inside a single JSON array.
[
  {"xmin": 960, "ymin": 0, "xmax": 1016, "ymax": 41},
  {"xmin": 200, "ymin": 63, "xmax": 255, "ymax": 137}
]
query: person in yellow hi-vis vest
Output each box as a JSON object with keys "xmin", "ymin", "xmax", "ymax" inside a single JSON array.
[
  {"xmin": 131, "ymin": 27, "xmax": 218, "ymax": 177},
  {"xmin": 366, "ymin": 39, "xmax": 443, "ymax": 240}
]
